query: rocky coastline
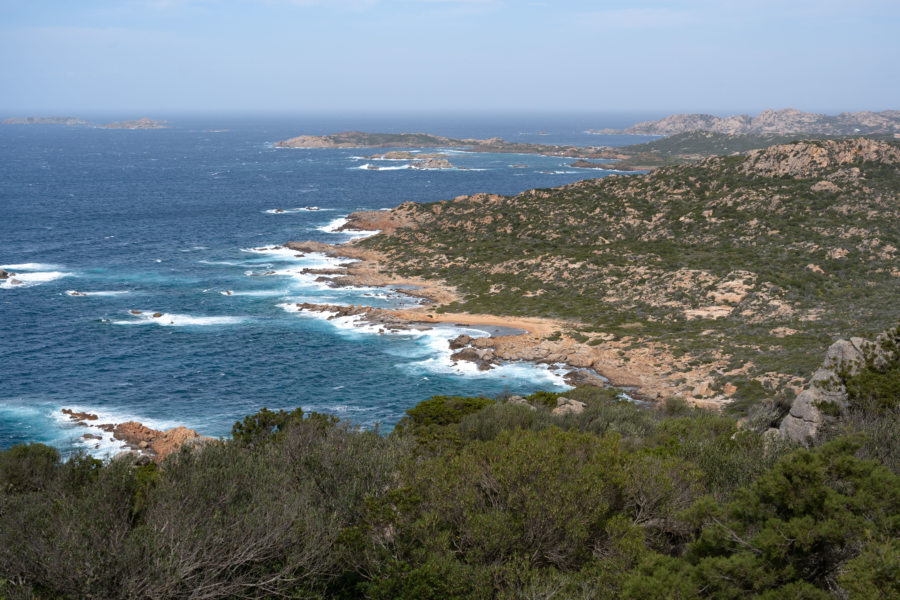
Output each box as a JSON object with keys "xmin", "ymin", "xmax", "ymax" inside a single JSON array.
[
  {"xmin": 278, "ymin": 216, "xmax": 723, "ymax": 406},
  {"xmin": 61, "ymin": 408, "xmax": 213, "ymax": 463}
]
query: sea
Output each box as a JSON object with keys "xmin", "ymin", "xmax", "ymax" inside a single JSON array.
[{"xmin": 0, "ymin": 112, "xmax": 658, "ymax": 456}]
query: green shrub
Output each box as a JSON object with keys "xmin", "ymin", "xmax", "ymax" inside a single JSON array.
[{"xmin": 0, "ymin": 442, "xmax": 59, "ymax": 494}]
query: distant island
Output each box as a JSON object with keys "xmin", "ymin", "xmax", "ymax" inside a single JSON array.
[
  {"xmin": 275, "ymin": 131, "xmax": 626, "ymax": 163},
  {"xmin": 591, "ymin": 108, "xmax": 900, "ymax": 136},
  {"xmin": 276, "ymin": 125, "xmax": 900, "ymax": 171},
  {"xmin": 2, "ymin": 116, "xmax": 169, "ymax": 129}
]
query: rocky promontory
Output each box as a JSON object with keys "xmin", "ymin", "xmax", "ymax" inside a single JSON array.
[{"xmin": 62, "ymin": 409, "xmax": 213, "ymax": 462}]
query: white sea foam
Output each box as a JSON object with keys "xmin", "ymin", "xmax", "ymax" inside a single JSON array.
[
  {"xmin": 355, "ymin": 163, "xmax": 411, "ymax": 171},
  {"xmin": 263, "ymin": 207, "xmax": 332, "ymax": 215},
  {"xmin": 66, "ymin": 290, "xmax": 130, "ymax": 297},
  {"xmin": 280, "ymin": 306, "xmax": 572, "ymax": 387},
  {"xmin": 53, "ymin": 405, "xmax": 185, "ymax": 458},
  {"xmin": 112, "ymin": 311, "xmax": 247, "ymax": 327},
  {"xmin": 242, "ymin": 245, "xmax": 308, "ymax": 259},
  {"xmin": 317, "ymin": 217, "xmax": 348, "ymax": 233},
  {"xmin": 1, "ymin": 262, "xmax": 62, "ymax": 270},
  {"xmin": 219, "ymin": 289, "xmax": 286, "ymax": 297},
  {"xmin": 1, "ymin": 270, "xmax": 73, "ymax": 289},
  {"xmin": 316, "ymin": 217, "xmax": 379, "ymax": 240}
]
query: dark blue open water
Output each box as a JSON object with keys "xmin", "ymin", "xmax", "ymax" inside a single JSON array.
[{"xmin": 0, "ymin": 113, "xmax": 654, "ymax": 455}]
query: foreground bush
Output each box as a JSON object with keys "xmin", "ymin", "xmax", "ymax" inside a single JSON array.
[{"xmin": 0, "ymin": 391, "xmax": 896, "ymax": 598}]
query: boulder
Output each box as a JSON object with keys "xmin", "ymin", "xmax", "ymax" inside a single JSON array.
[
  {"xmin": 778, "ymin": 330, "xmax": 894, "ymax": 445},
  {"xmin": 551, "ymin": 397, "xmax": 586, "ymax": 416},
  {"xmin": 0, "ymin": 270, "xmax": 9, "ymax": 279},
  {"xmin": 62, "ymin": 408, "xmax": 99, "ymax": 421},
  {"xmin": 448, "ymin": 334, "xmax": 473, "ymax": 350},
  {"xmin": 507, "ymin": 395, "xmax": 536, "ymax": 411}
]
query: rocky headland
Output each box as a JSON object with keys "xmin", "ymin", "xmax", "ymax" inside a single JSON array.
[
  {"xmin": 62, "ymin": 408, "xmax": 213, "ymax": 463},
  {"xmin": 593, "ymin": 108, "xmax": 900, "ymax": 136},
  {"xmin": 281, "ymin": 137, "xmax": 900, "ymax": 409}
]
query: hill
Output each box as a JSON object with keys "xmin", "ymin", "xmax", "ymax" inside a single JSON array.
[
  {"xmin": 593, "ymin": 108, "xmax": 900, "ymax": 136},
  {"xmin": 346, "ymin": 138, "xmax": 900, "ymax": 407}
]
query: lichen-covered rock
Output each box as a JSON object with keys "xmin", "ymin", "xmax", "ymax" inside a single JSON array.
[
  {"xmin": 779, "ymin": 328, "xmax": 896, "ymax": 445},
  {"xmin": 551, "ymin": 397, "xmax": 586, "ymax": 416}
]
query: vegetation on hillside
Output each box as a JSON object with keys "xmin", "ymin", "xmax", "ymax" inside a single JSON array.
[{"xmin": 359, "ymin": 139, "xmax": 900, "ymax": 406}]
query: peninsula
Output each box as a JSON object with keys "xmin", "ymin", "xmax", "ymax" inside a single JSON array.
[{"xmin": 284, "ymin": 138, "xmax": 900, "ymax": 410}]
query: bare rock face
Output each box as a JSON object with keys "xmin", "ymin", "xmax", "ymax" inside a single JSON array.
[
  {"xmin": 112, "ymin": 421, "xmax": 213, "ymax": 462},
  {"xmin": 448, "ymin": 334, "xmax": 473, "ymax": 350},
  {"xmin": 779, "ymin": 332, "xmax": 893, "ymax": 445},
  {"xmin": 507, "ymin": 395, "xmax": 536, "ymax": 411},
  {"xmin": 551, "ymin": 397, "xmax": 586, "ymax": 416},
  {"xmin": 740, "ymin": 138, "xmax": 900, "ymax": 179},
  {"xmin": 409, "ymin": 158, "xmax": 455, "ymax": 170}
]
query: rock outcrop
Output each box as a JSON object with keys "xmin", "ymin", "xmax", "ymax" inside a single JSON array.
[
  {"xmin": 62, "ymin": 409, "xmax": 213, "ymax": 462},
  {"xmin": 551, "ymin": 397, "xmax": 586, "ymax": 416},
  {"xmin": 779, "ymin": 328, "xmax": 898, "ymax": 444},
  {"xmin": 740, "ymin": 138, "xmax": 900, "ymax": 178},
  {"xmin": 409, "ymin": 158, "xmax": 455, "ymax": 170}
]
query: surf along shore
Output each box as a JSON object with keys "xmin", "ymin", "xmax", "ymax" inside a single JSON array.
[{"xmin": 283, "ymin": 210, "xmax": 723, "ymax": 408}]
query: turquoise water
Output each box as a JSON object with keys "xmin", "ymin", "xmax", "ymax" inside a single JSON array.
[{"xmin": 0, "ymin": 113, "xmax": 653, "ymax": 455}]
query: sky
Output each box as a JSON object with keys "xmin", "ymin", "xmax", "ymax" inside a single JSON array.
[{"xmin": 0, "ymin": 0, "xmax": 898, "ymax": 114}]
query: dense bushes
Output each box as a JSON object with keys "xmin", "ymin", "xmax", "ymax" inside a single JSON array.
[{"xmin": 1, "ymin": 389, "xmax": 897, "ymax": 598}]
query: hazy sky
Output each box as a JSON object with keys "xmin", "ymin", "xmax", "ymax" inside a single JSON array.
[{"xmin": 1, "ymin": 0, "xmax": 897, "ymax": 114}]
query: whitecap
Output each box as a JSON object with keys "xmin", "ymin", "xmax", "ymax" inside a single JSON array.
[
  {"xmin": 316, "ymin": 217, "xmax": 379, "ymax": 240},
  {"xmin": 66, "ymin": 290, "xmax": 130, "ymax": 297},
  {"xmin": 1, "ymin": 262, "xmax": 62, "ymax": 270},
  {"xmin": 263, "ymin": 207, "xmax": 333, "ymax": 215},
  {"xmin": 355, "ymin": 163, "xmax": 410, "ymax": 171},
  {"xmin": 1, "ymin": 271, "xmax": 73, "ymax": 289},
  {"xmin": 111, "ymin": 311, "xmax": 247, "ymax": 327},
  {"xmin": 53, "ymin": 405, "xmax": 186, "ymax": 458}
]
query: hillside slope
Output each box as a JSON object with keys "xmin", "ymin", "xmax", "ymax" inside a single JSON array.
[
  {"xmin": 594, "ymin": 108, "xmax": 900, "ymax": 136},
  {"xmin": 354, "ymin": 138, "xmax": 900, "ymax": 407}
]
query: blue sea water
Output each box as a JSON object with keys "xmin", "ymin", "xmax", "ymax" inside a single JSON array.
[{"xmin": 0, "ymin": 113, "xmax": 655, "ymax": 455}]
